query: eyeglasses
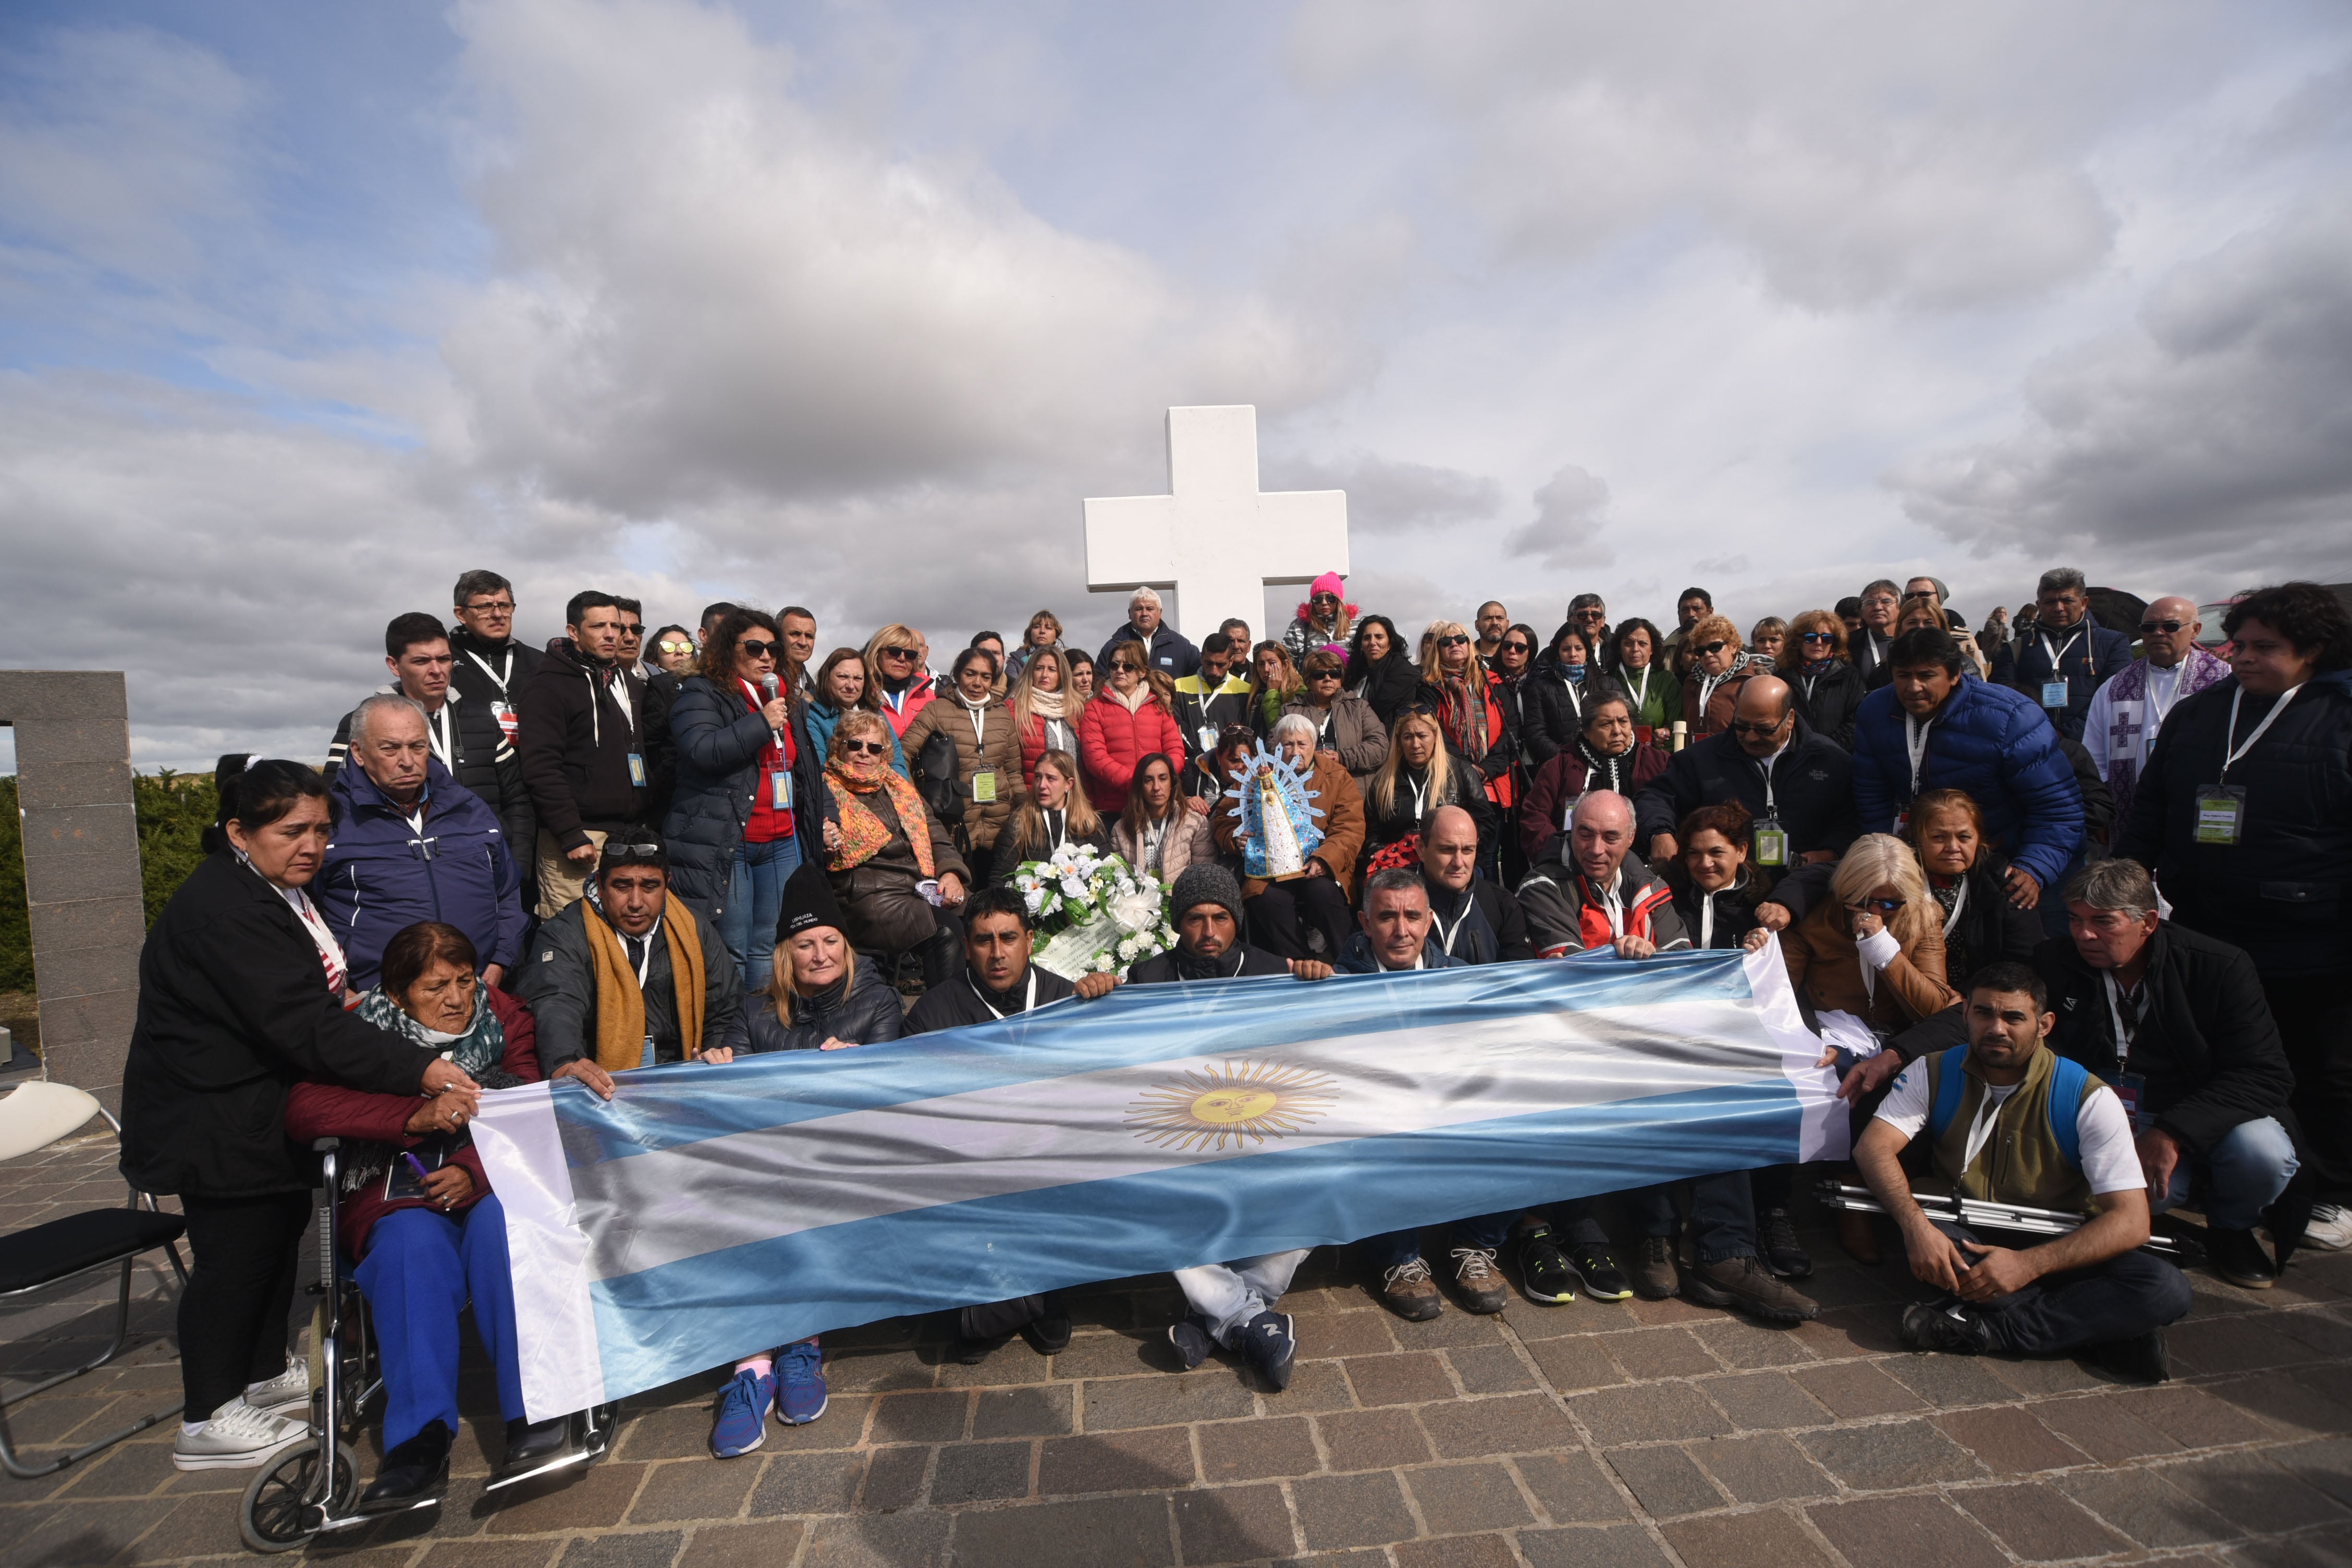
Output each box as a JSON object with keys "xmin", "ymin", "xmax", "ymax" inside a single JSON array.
[
  {"xmin": 738, "ymin": 639, "xmax": 777, "ymax": 658},
  {"xmin": 880, "ymin": 645, "xmax": 917, "ymax": 660},
  {"xmin": 464, "ymin": 599, "xmax": 515, "ymax": 614},
  {"xmin": 1799, "ymin": 631, "xmax": 1837, "ymax": 643},
  {"xmin": 657, "ymin": 639, "xmax": 694, "ymax": 654},
  {"xmin": 1727, "ymin": 718, "xmax": 1782, "ymax": 737},
  {"xmin": 2138, "ymin": 619, "xmax": 2187, "ymax": 635},
  {"xmin": 1439, "ymin": 633, "xmax": 1471, "ymax": 647},
  {"xmin": 1694, "ymin": 641, "xmax": 1728, "ymax": 657},
  {"xmin": 841, "ymin": 740, "xmax": 888, "ymax": 756}
]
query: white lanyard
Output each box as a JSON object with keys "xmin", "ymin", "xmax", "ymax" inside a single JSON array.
[
  {"xmin": 2039, "ymin": 628, "xmax": 2084, "ymax": 677},
  {"xmin": 1940, "ymin": 877, "xmax": 1969, "ymax": 939},
  {"xmin": 1432, "ymin": 893, "xmax": 1472, "ymax": 955},
  {"xmin": 286, "ymin": 886, "xmax": 348, "ymax": 991},
  {"xmin": 1315, "ymin": 708, "xmax": 1335, "ymax": 745},
  {"xmin": 965, "ymin": 700, "xmax": 987, "ymax": 750},
  {"xmin": 424, "ymin": 705, "xmax": 453, "ymax": 771},
  {"xmin": 1698, "ymin": 890, "xmax": 1716, "ymax": 949},
  {"xmin": 1626, "ymin": 665, "xmax": 1652, "ymax": 713},
  {"xmin": 2218, "ymin": 683, "xmax": 2305, "ymax": 784},
  {"xmin": 1904, "ymin": 713, "xmax": 1936, "ymax": 795},
  {"xmin": 968, "ymin": 968, "xmax": 1038, "ymax": 1021},
  {"xmin": 1560, "ymin": 676, "xmax": 1584, "ymax": 718},
  {"xmin": 1800, "ymin": 672, "xmax": 1819, "ymax": 703},
  {"xmin": 1044, "ymin": 807, "xmax": 1067, "ymax": 852},
  {"xmin": 609, "ymin": 669, "xmax": 635, "ymax": 735},
  {"xmin": 2101, "ymin": 970, "xmax": 2139, "ymax": 1069},
  {"xmin": 1755, "ymin": 745, "xmax": 1786, "ymax": 817},
  {"xmin": 2140, "ymin": 663, "xmax": 2184, "ymax": 750},
  {"xmin": 1697, "ymin": 669, "xmax": 1730, "ymax": 715},
  {"xmin": 1586, "ymin": 875, "xmax": 1625, "ymax": 939},
  {"xmin": 463, "ymin": 646, "xmax": 515, "ymax": 695}
]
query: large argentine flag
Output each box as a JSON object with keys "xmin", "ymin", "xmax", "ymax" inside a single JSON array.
[{"xmin": 474, "ymin": 945, "xmax": 1842, "ymax": 1419}]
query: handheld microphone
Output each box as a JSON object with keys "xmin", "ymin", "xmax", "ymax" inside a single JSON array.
[{"xmin": 759, "ymin": 672, "xmax": 784, "ymax": 746}]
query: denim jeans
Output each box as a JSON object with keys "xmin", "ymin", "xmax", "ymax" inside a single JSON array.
[
  {"xmin": 1925, "ymin": 1218, "xmax": 2191, "ymax": 1355},
  {"xmin": 2149, "ymin": 1115, "xmax": 2298, "ymax": 1232},
  {"xmin": 720, "ymin": 835, "xmax": 803, "ymax": 996},
  {"xmin": 1175, "ymin": 1250, "xmax": 1311, "ymax": 1345},
  {"xmin": 1629, "ymin": 1171, "xmax": 1758, "ymax": 1264}
]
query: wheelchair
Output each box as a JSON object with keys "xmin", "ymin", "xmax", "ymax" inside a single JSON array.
[{"xmin": 238, "ymin": 1137, "xmax": 618, "ymax": 1552}]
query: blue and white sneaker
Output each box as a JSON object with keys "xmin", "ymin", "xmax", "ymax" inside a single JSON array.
[
  {"xmin": 1236, "ymin": 1310, "xmax": 1296, "ymax": 1391},
  {"xmin": 1167, "ymin": 1313, "xmax": 1214, "ymax": 1371},
  {"xmin": 709, "ymin": 1367, "xmax": 774, "ymax": 1458},
  {"xmin": 775, "ymin": 1339, "xmax": 828, "ymax": 1426}
]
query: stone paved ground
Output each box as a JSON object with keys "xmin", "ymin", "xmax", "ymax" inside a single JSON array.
[{"xmin": 5, "ymin": 1134, "xmax": 2350, "ymax": 1566}]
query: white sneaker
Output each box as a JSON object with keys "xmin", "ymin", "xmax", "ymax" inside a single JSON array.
[
  {"xmin": 172, "ymin": 1398, "xmax": 308, "ymax": 1471},
  {"xmin": 2305, "ymin": 1204, "xmax": 2352, "ymax": 1252},
  {"xmin": 244, "ymin": 1354, "xmax": 311, "ymax": 1415}
]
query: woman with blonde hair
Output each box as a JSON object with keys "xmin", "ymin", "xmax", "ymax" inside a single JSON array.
[
  {"xmin": 1080, "ymin": 642, "xmax": 1186, "ymax": 814},
  {"xmin": 820, "ymin": 708, "xmax": 968, "ymax": 986},
  {"xmin": 1416, "ymin": 619, "xmax": 1516, "ymax": 824},
  {"xmin": 1009, "ymin": 647, "xmax": 1079, "ymax": 794},
  {"xmin": 702, "ymin": 862, "xmax": 901, "ymax": 1456},
  {"xmin": 1680, "ymin": 615, "xmax": 1770, "ymax": 739},
  {"xmin": 861, "ymin": 623, "xmax": 935, "ymax": 739},
  {"xmin": 1783, "ymin": 609, "xmax": 1864, "ymax": 749},
  {"xmin": 1362, "ymin": 707, "xmax": 1494, "ymax": 866},
  {"xmin": 1245, "ymin": 640, "xmax": 1304, "ymax": 736},
  {"xmin": 1748, "ymin": 617, "xmax": 1788, "ymax": 671},
  {"xmin": 1112, "ymin": 753, "xmax": 1214, "ymax": 882},
  {"xmin": 995, "ymin": 749, "xmax": 1112, "ymax": 872}
]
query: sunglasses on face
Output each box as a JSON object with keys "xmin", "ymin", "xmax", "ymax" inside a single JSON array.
[
  {"xmin": 841, "ymin": 740, "xmax": 888, "ymax": 756},
  {"xmin": 1728, "ymin": 718, "xmax": 1781, "ymax": 737},
  {"xmin": 738, "ymin": 639, "xmax": 777, "ymax": 658},
  {"xmin": 1695, "ymin": 641, "xmax": 1728, "ymax": 657},
  {"xmin": 1309, "ymin": 670, "xmax": 1341, "ymax": 681},
  {"xmin": 657, "ymin": 640, "xmax": 694, "ymax": 654},
  {"xmin": 1800, "ymin": 631, "xmax": 1836, "ymax": 643},
  {"xmin": 1849, "ymin": 898, "xmax": 1903, "ymax": 915},
  {"xmin": 1500, "ymin": 642, "xmax": 1532, "ymax": 655},
  {"xmin": 1439, "ymin": 633, "xmax": 1471, "ymax": 647},
  {"xmin": 620, "ymin": 624, "xmax": 643, "ymax": 637},
  {"xmin": 2139, "ymin": 620, "xmax": 2187, "ymax": 635},
  {"xmin": 881, "ymin": 646, "xmax": 917, "ymax": 660}
]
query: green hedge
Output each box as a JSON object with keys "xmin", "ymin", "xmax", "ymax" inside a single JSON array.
[{"xmin": 0, "ymin": 770, "xmax": 216, "ymax": 993}]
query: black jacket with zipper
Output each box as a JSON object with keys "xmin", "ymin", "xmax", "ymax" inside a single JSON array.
[
  {"xmin": 446, "ymin": 627, "xmax": 543, "ymax": 721},
  {"xmin": 516, "ymin": 640, "xmax": 650, "ymax": 850}
]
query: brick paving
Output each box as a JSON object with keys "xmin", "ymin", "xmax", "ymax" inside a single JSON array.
[{"xmin": 4, "ymin": 1134, "xmax": 2350, "ymax": 1565}]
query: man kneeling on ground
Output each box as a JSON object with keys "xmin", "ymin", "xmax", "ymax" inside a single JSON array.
[
  {"xmin": 1126, "ymin": 864, "xmax": 1331, "ymax": 1389},
  {"xmin": 1855, "ymin": 961, "xmax": 2192, "ymax": 1382}
]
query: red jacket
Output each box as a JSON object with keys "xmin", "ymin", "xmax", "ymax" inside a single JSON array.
[
  {"xmin": 1079, "ymin": 693, "xmax": 1186, "ymax": 815},
  {"xmin": 875, "ymin": 676, "xmax": 936, "ymax": 739},
  {"xmin": 283, "ymin": 987, "xmax": 541, "ymax": 1256}
]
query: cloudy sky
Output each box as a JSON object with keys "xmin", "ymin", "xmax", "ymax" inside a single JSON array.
[{"xmin": 4, "ymin": 0, "xmax": 2349, "ymax": 771}]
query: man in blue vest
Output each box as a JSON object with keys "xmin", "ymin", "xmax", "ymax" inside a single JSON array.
[{"xmin": 1854, "ymin": 961, "xmax": 2192, "ymax": 1382}]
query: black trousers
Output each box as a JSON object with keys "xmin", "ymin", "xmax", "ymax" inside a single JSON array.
[
  {"xmin": 1926, "ymin": 1220, "xmax": 2191, "ymax": 1355},
  {"xmin": 1630, "ymin": 1172, "xmax": 1757, "ymax": 1263},
  {"xmin": 2263, "ymin": 974, "xmax": 2352, "ymax": 1200},
  {"xmin": 179, "ymin": 1189, "xmax": 313, "ymax": 1422},
  {"xmin": 1246, "ymin": 877, "xmax": 1352, "ymax": 962}
]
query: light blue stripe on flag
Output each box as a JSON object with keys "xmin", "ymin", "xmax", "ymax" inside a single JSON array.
[{"xmin": 474, "ymin": 945, "xmax": 1842, "ymax": 1418}]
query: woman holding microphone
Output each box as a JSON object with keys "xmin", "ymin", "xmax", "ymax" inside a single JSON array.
[{"xmin": 120, "ymin": 756, "xmax": 480, "ymax": 1472}]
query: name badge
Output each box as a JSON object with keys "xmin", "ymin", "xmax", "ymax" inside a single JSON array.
[
  {"xmin": 627, "ymin": 752, "xmax": 647, "ymax": 788},
  {"xmin": 771, "ymin": 771, "xmax": 793, "ymax": 811},
  {"xmin": 2040, "ymin": 679, "xmax": 2068, "ymax": 708},
  {"xmin": 1753, "ymin": 819, "xmax": 1787, "ymax": 868},
  {"xmin": 1198, "ymin": 725, "xmax": 1219, "ymax": 753},
  {"xmin": 2194, "ymin": 785, "xmax": 2245, "ymax": 844},
  {"xmin": 972, "ymin": 770, "xmax": 998, "ymax": 804},
  {"xmin": 2113, "ymin": 1071, "xmax": 2152, "ymax": 1133},
  {"xmin": 491, "ymin": 700, "xmax": 518, "ymax": 742}
]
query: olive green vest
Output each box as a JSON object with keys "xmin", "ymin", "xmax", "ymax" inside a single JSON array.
[{"xmin": 1926, "ymin": 1043, "xmax": 2102, "ymax": 1217}]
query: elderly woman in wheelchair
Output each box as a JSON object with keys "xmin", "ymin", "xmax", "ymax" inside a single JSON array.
[{"xmin": 283, "ymin": 920, "xmax": 567, "ymax": 1512}]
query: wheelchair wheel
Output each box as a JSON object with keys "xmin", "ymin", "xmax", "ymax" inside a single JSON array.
[{"xmin": 239, "ymin": 1440, "xmax": 354, "ymax": 1553}]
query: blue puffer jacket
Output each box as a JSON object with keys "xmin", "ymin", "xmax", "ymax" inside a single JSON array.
[
  {"xmin": 1851, "ymin": 676, "xmax": 2084, "ymax": 890},
  {"xmin": 802, "ymin": 699, "xmax": 909, "ymax": 780},
  {"xmin": 316, "ymin": 757, "xmax": 526, "ymax": 990},
  {"xmin": 660, "ymin": 677, "xmax": 826, "ymax": 924}
]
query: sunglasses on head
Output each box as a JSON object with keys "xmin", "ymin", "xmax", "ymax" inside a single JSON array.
[
  {"xmin": 738, "ymin": 639, "xmax": 777, "ymax": 658},
  {"xmin": 2139, "ymin": 619, "xmax": 2187, "ymax": 635},
  {"xmin": 1799, "ymin": 631, "xmax": 1837, "ymax": 643},
  {"xmin": 1695, "ymin": 640, "xmax": 1728, "ymax": 657},
  {"xmin": 841, "ymin": 740, "xmax": 888, "ymax": 756},
  {"xmin": 1439, "ymin": 633, "xmax": 1471, "ymax": 647}
]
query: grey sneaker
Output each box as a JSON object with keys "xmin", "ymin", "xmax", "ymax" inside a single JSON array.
[
  {"xmin": 243, "ymin": 1354, "xmax": 310, "ymax": 1415},
  {"xmin": 1450, "ymin": 1248, "xmax": 1509, "ymax": 1314},
  {"xmin": 172, "ymin": 1398, "xmax": 308, "ymax": 1471}
]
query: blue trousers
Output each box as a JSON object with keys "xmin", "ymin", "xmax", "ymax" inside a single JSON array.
[
  {"xmin": 1369, "ymin": 1210, "xmax": 1516, "ymax": 1272},
  {"xmin": 2150, "ymin": 1115, "xmax": 2298, "ymax": 1232},
  {"xmin": 720, "ymin": 836, "xmax": 803, "ymax": 996},
  {"xmin": 354, "ymin": 1194, "xmax": 525, "ymax": 1450},
  {"xmin": 1630, "ymin": 1171, "xmax": 1757, "ymax": 1264}
]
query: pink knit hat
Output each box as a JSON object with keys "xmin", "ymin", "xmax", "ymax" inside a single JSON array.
[{"xmin": 1309, "ymin": 571, "xmax": 1345, "ymax": 598}]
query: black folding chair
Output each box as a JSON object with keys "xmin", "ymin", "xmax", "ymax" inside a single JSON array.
[{"xmin": 0, "ymin": 1082, "xmax": 189, "ymax": 1479}]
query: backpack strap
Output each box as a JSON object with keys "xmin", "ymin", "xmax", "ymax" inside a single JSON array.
[
  {"xmin": 1927, "ymin": 1046, "xmax": 1967, "ymax": 1142},
  {"xmin": 2045, "ymin": 1054, "xmax": 2089, "ymax": 1171}
]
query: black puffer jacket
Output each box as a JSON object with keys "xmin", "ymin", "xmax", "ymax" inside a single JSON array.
[
  {"xmin": 1345, "ymin": 648, "xmax": 1422, "ymax": 727},
  {"xmin": 2114, "ymin": 670, "xmax": 2352, "ymax": 978},
  {"xmin": 1666, "ymin": 863, "xmax": 1771, "ymax": 951},
  {"xmin": 660, "ymin": 675, "xmax": 802, "ymax": 922},
  {"xmin": 730, "ymin": 959, "xmax": 906, "ymax": 1052},
  {"xmin": 1497, "ymin": 672, "xmax": 1577, "ymax": 768},
  {"xmin": 516, "ymin": 641, "xmax": 650, "ymax": 849},
  {"xmin": 1786, "ymin": 660, "xmax": 1866, "ymax": 752},
  {"xmin": 325, "ymin": 688, "xmax": 532, "ymax": 856},
  {"xmin": 121, "ymin": 854, "xmax": 425, "ymax": 1197}
]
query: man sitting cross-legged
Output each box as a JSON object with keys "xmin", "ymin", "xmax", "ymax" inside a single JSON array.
[
  {"xmin": 1125, "ymin": 864, "xmax": 1331, "ymax": 1390},
  {"xmin": 906, "ymin": 885, "xmax": 1117, "ymax": 1363},
  {"xmin": 1855, "ymin": 961, "xmax": 2193, "ymax": 1383}
]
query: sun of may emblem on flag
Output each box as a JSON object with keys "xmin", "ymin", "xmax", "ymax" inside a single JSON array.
[{"xmin": 1123, "ymin": 1060, "xmax": 1339, "ymax": 1152}]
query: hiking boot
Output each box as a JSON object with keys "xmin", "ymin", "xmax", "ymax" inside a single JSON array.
[
  {"xmin": 1760, "ymin": 1207, "xmax": 1814, "ymax": 1280},
  {"xmin": 708, "ymin": 1367, "xmax": 774, "ymax": 1458},
  {"xmin": 1516, "ymin": 1228, "xmax": 1578, "ymax": 1305},
  {"xmin": 1899, "ymin": 1299, "xmax": 1995, "ymax": 1356},
  {"xmin": 774, "ymin": 1339, "xmax": 828, "ymax": 1426},
  {"xmin": 172, "ymin": 1397, "xmax": 307, "ymax": 1471},
  {"xmin": 1568, "ymin": 1242, "xmax": 1634, "ymax": 1302},
  {"xmin": 1631, "ymin": 1235, "xmax": 1679, "ymax": 1301},
  {"xmin": 2083, "ymin": 1329, "xmax": 2170, "ymax": 1385},
  {"xmin": 1167, "ymin": 1314, "xmax": 1213, "ymax": 1371},
  {"xmin": 357, "ymin": 1420, "xmax": 451, "ymax": 1513},
  {"xmin": 2206, "ymin": 1227, "xmax": 2278, "ymax": 1290},
  {"xmin": 1450, "ymin": 1248, "xmax": 1509, "ymax": 1314},
  {"xmin": 1681, "ymin": 1254, "xmax": 1819, "ymax": 1323},
  {"xmin": 1379, "ymin": 1257, "xmax": 1443, "ymax": 1321},
  {"xmin": 1236, "ymin": 1311, "xmax": 1296, "ymax": 1391}
]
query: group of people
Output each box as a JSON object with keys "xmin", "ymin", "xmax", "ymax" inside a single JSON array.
[{"xmin": 115, "ymin": 562, "xmax": 2351, "ymax": 1510}]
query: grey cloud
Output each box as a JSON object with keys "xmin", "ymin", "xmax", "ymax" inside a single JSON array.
[
  {"xmin": 1503, "ymin": 463, "xmax": 1613, "ymax": 570},
  {"xmin": 1888, "ymin": 200, "xmax": 2352, "ymax": 581},
  {"xmin": 1270, "ymin": 452, "xmax": 1503, "ymax": 535}
]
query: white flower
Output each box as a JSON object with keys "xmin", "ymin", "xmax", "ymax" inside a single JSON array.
[
  {"xmin": 1093, "ymin": 953, "xmax": 1116, "ymax": 972},
  {"xmin": 1059, "ymin": 874, "xmax": 1089, "ymax": 902},
  {"xmin": 1107, "ymin": 885, "xmax": 1162, "ymax": 933}
]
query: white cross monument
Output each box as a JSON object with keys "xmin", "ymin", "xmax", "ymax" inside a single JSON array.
[{"xmin": 1084, "ymin": 405, "xmax": 1349, "ymax": 642}]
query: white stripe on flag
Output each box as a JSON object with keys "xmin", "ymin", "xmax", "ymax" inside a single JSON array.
[{"xmin": 471, "ymin": 1080, "xmax": 609, "ymax": 1416}]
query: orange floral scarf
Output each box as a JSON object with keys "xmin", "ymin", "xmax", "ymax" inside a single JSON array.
[{"xmin": 824, "ymin": 750, "xmax": 936, "ymax": 877}]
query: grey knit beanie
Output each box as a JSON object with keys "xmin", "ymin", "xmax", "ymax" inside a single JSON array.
[{"xmin": 1169, "ymin": 863, "xmax": 1244, "ymax": 927}]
